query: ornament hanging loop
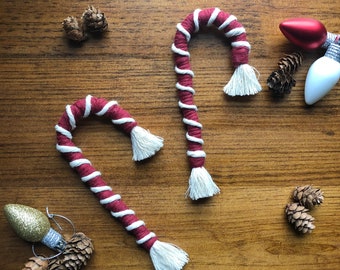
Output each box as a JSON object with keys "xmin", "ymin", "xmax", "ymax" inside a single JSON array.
[
  {"xmin": 32, "ymin": 244, "xmax": 63, "ymax": 261},
  {"xmin": 45, "ymin": 207, "xmax": 76, "ymax": 235}
]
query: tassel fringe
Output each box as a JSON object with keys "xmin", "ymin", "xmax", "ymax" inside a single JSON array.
[
  {"xmin": 223, "ymin": 64, "xmax": 262, "ymax": 96},
  {"xmin": 150, "ymin": 240, "xmax": 189, "ymax": 270},
  {"xmin": 186, "ymin": 167, "xmax": 220, "ymax": 200},
  {"xmin": 130, "ymin": 126, "xmax": 164, "ymax": 161}
]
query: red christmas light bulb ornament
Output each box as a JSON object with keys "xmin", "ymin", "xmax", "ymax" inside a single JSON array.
[{"xmin": 279, "ymin": 18, "xmax": 328, "ymax": 50}]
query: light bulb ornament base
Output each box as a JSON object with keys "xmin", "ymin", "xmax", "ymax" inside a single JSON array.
[
  {"xmin": 322, "ymin": 32, "xmax": 340, "ymax": 49},
  {"xmin": 40, "ymin": 228, "xmax": 66, "ymax": 253},
  {"xmin": 324, "ymin": 43, "xmax": 340, "ymax": 61},
  {"xmin": 32, "ymin": 207, "xmax": 76, "ymax": 260}
]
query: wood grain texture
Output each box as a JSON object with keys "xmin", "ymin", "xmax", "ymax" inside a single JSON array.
[{"xmin": 0, "ymin": 0, "xmax": 339, "ymax": 269}]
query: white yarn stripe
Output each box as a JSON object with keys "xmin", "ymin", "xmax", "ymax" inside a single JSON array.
[
  {"xmin": 175, "ymin": 66, "xmax": 195, "ymax": 77},
  {"xmin": 178, "ymin": 101, "xmax": 197, "ymax": 111},
  {"xmin": 81, "ymin": 171, "xmax": 101, "ymax": 182},
  {"xmin": 111, "ymin": 209, "xmax": 135, "ymax": 218},
  {"xmin": 69, "ymin": 158, "xmax": 91, "ymax": 168},
  {"xmin": 186, "ymin": 132, "xmax": 204, "ymax": 144},
  {"xmin": 55, "ymin": 125, "xmax": 72, "ymax": 139},
  {"xmin": 111, "ymin": 117, "xmax": 135, "ymax": 125},
  {"xmin": 187, "ymin": 150, "xmax": 206, "ymax": 158},
  {"xmin": 183, "ymin": 118, "xmax": 203, "ymax": 129},
  {"xmin": 207, "ymin": 7, "xmax": 220, "ymax": 26},
  {"xmin": 66, "ymin": 105, "xmax": 76, "ymax": 130},
  {"xmin": 171, "ymin": 43, "xmax": 190, "ymax": 57},
  {"xmin": 176, "ymin": 23, "xmax": 191, "ymax": 42},
  {"xmin": 90, "ymin": 186, "xmax": 112, "ymax": 193},
  {"xmin": 232, "ymin": 40, "xmax": 251, "ymax": 49},
  {"xmin": 176, "ymin": 82, "xmax": 195, "ymax": 94},
  {"xmin": 84, "ymin": 95, "xmax": 92, "ymax": 118},
  {"xmin": 225, "ymin": 27, "xmax": 246, "ymax": 38},
  {"xmin": 100, "ymin": 194, "xmax": 121, "ymax": 205},
  {"xmin": 218, "ymin": 15, "xmax": 237, "ymax": 30},
  {"xmin": 56, "ymin": 144, "xmax": 82, "ymax": 153},
  {"xmin": 125, "ymin": 220, "xmax": 145, "ymax": 231},
  {"xmin": 193, "ymin": 9, "xmax": 201, "ymax": 32},
  {"xmin": 136, "ymin": 232, "xmax": 156, "ymax": 245},
  {"xmin": 96, "ymin": 100, "xmax": 118, "ymax": 116}
]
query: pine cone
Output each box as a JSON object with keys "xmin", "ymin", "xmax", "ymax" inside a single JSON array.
[
  {"xmin": 82, "ymin": 6, "xmax": 108, "ymax": 33},
  {"xmin": 293, "ymin": 185, "xmax": 324, "ymax": 209},
  {"xmin": 267, "ymin": 69, "xmax": 296, "ymax": 96},
  {"xmin": 49, "ymin": 232, "xmax": 94, "ymax": 270},
  {"xmin": 278, "ymin": 52, "xmax": 303, "ymax": 74},
  {"xmin": 22, "ymin": 257, "xmax": 48, "ymax": 270},
  {"xmin": 285, "ymin": 202, "xmax": 315, "ymax": 233},
  {"xmin": 62, "ymin": 16, "xmax": 87, "ymax": 42},
  {"xmin": 267, "ymin": 52, "xmax": 302, "ymax": 96}
]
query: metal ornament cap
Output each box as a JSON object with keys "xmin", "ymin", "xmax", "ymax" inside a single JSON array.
[
  {"xmin": 4, "ymin": 204, "xmax": 50, "ymax": 242},
  {"xmin": 279, "ymin": 18, "xmax": 327, "ymax": 50}
]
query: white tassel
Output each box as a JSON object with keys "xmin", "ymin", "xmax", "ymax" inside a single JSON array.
[
  {"xmin": 223, "ymin": 64, "xmax": 262, "ymax": 96},
  {"xmin": 150, "ymin": 240, "xmax": 189, "ymax": 270},
  {"xmin": 186, "ymin": 167, "xmax": 220, "ymax": 200},
  {"xmin": 130, "ymin": 126, "xmax": 164, "ymax": 161}
]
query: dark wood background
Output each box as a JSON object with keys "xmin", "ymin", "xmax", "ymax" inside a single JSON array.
[{"xmin": 0, "ymin": 0, "xmax": 339, "ymax": 269}]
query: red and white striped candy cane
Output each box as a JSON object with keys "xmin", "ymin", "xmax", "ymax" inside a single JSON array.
[
  {"xmin": 55, "ymin": 95, "xmax": 188, "ymax": 270},
  {"xmin": 172, "ymin": 8, "xmax": 261, "ymax": 200}
]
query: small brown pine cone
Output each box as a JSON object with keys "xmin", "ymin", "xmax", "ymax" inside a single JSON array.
[
  {"xmin": 49, "ymin": 232, "xmax": 94, "ymax": 270},
  {"xmin": 62, "ymin": 16, "xmax": 87, "ymax": 42},
  {"xmin": 285, "ymin": 202, "xmax": 315, "ymax": 233},
  {"xmin": 293, "ymin": 185, "xmax": 324, "ymax": 209},
  {"xmin": 267, "ymin": 69, "xmax": 296, "ymax": 96},
  {"xmin": 267, "ymin": 52, "xmax": 302, "ymax": 97},
  {"xmin": 82, "ymin": 5, "xmax": 108, "ymax": 33},
  {"xmin": 278, "ymin": 52, "xmax": 303, "ymax": 74},
  {"xmin": 22, "ymin": 257, "xmax": 48, "ymax": 270}
]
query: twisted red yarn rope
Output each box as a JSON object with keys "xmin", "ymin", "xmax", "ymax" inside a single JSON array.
[
  {"xmin": 55, "ymin": 95, "xmax": 157, "ymax": 251},
  {"xmin": 172, "ymin": 7, "xmax": 251, "ymax": 170}
]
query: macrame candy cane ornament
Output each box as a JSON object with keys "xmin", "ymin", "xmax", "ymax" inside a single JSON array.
[
  {"xmin": 55, "ymin": 95, "xmax": 188, "ymax": 270},
  {"xmin": 172, "ymin": 7, "xmax": 261, "ymax": 200}
]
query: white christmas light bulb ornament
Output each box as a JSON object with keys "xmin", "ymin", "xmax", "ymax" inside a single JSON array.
[{"xmin": 305, "ymin": 43, "xmax": 340, "ymax": 105}]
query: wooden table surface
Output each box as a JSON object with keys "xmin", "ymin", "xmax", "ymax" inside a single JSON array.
[{"xmin": 0, "ymin": 1, "xmax": 339, "ymax": 269}]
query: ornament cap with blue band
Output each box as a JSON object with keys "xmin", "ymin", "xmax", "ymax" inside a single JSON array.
[
  {"xmin": 324, "ymin": 43, "xmax": 340, "ymax": 62},
  {"xmin": 41, "ymin": 227, "xmax": 67, "ymax": 252}
]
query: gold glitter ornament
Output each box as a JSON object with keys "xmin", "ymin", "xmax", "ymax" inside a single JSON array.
[
  {"xmin": 4, "ymin": 204, "xmax": 66, "ymax": 252},
  {"xmin": 4, "ymin": 204, "xmax": 50, "ymax": 242}
]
